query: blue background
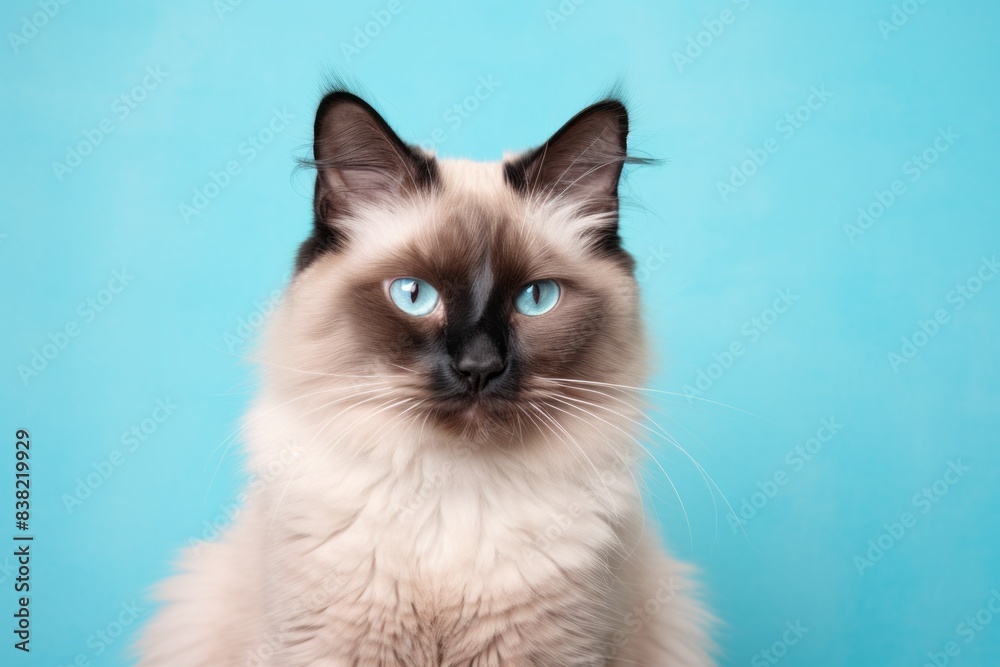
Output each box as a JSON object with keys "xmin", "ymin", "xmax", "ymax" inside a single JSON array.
[{"xmin": 2, "ymin": 1, "xmax": 998, "ymax": 665}]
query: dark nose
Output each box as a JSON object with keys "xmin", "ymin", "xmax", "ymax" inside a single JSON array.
[{"xmin": 452, "ymin": 333, "xmax": 506, "ymax": 393}]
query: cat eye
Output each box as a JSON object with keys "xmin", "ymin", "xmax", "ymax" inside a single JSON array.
[
  {"xmin": 388, "ymin": 278, "xmax": 440, "ymax": 317},
  {"xmin": 514, "ymin": 280, "xmax": 560, "ymax": 316}
]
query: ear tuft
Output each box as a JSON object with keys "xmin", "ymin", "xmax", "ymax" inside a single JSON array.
[
  {"xmin": 295, "ymin": 91, "xmax": 437, "ymax": 272},
  {"xmin": 504, "ymin": 100, "xmax": 634, "ymax": 211},
  {"xmin": 310, "ymin": 92, "xmax": 436, "ymax": 220}
]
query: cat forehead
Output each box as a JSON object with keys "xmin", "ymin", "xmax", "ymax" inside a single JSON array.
[
  {"xmin": 343, "ymin": 157, "xmax": 600, "ymax": 269},
  {"xmin": 435, "ymin": 157, "xmax": 509, "ymax": 195},
  {"xmin": 342, "ymin": 160, "xmax": 549, "ymax": 262}
]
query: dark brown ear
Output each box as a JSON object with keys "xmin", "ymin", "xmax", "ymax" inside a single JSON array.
[
  {"xmin": 296, "ymin": 92, "xmax": 437, "ymax": 271},
  {"xmin": 504, "ymin": 100, "xmax": 630, "ymax": 213},
  {"xmin": 312, "ymin": 91, "xmax": 436, "ymax": 219}
]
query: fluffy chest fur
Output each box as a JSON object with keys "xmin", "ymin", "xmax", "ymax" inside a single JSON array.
[
  {"xmin": 135, "ymin": 88, "xmax": 714, "ymax": 667},
  {"xmin": 252, "ymin": 405, "xmax": 640, "ymax": 666}
]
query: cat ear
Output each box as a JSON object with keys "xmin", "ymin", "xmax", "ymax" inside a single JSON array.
[
  {"xmin": 504, "ymin": 100, "xmax": 630, "ymax": 212},
  {"xmin": 312, "ymin": 92, "xmax": 436, "ymax": 219}
]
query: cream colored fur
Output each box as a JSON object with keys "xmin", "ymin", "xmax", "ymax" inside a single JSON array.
[{"xmin": 134, "ymin": 159, "xmax": 713, "ymax": 666}]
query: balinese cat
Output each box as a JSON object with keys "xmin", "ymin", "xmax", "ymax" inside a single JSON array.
[{"xmin": 135, "ymin": 88, "xmax": 713, "ymax": 666}]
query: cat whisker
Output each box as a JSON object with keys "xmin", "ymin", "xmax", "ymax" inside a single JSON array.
[
  {"xmin": 539, "ymin": 393, "xmax": 693, "ymax": 556},
  {"xmin": 267, "ymin": 390, "xmax": 409, "ymax": 533},
  {"xmin": 228, "ymin": 350, "xmax": 417, "ymax": 381},
  {"xmin": 385, "ymin": 362, "xmax": 420, "ymax": 376},
  {"xmin": 207, "ymin": 381, "xmax": 395, "ymax": 461},
  {"xmin": 531, "ymin": 395, "xmax": 652, "ymax": 555},
  {"xmin": 526, "ymin": 401, "xmax": 626, "ymax": 529},
  {"xmin": 520, "ymin": 405, "xmax": 634, "ymax": 566},
  {"xmin": 539, "ymin": 376, "xmax": 777, "ymax": 426},
  {"xmin": 545, "ymin": 388, "xmax": 751, "ymax": 548},
  {"xmin": 205, "ymin": 382, "xmax": 397, "ymax": 493},
  {"xmin": 539, "ymin": 381, "xmax": 725, "ymax": 543}
]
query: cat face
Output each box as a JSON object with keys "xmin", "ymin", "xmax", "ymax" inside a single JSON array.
[{"xmin": 269, "ymin": 92, "xmax": 648, "ymax": 442}]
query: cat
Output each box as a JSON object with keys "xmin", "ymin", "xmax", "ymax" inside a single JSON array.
[{"xmin": 135, "ymin": 87, "xmax": 713, "ymax": 666}]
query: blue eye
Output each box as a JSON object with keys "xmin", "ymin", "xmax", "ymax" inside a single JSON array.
[
  {"xmin": 514, "ymin": 280, "xmax": 560, "ymax": 316},
  {"xmin": 389, "ymin": 278, "xmax": 439, "ymax": 316}
]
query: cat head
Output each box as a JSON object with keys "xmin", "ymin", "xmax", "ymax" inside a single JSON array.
[{"xmin": 267, "ymin": 90, "xmax": 649, "ymax": 447}]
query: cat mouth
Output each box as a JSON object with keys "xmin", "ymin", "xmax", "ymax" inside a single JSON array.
[{"xmin": 426, "ymin": 393, "xmax": 520, "ymax": 429}]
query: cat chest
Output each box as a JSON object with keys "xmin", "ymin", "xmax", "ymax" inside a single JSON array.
[
  {"xmin": 272, "ymin": 501, "xmax": 622, "ymax": 664},
  {"xmin": 280, "ymin": 547, "xmax": 615, "ymax": 666}
]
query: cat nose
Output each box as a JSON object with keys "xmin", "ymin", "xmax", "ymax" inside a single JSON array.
[{"xmin": 452, "ymin": 335, "xmax": 506, "ymax": 393}]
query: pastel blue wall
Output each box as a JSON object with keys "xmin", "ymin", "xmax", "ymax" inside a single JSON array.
[{"xmin": 2, "ymin": 1, "xmax": 998, "ymax": 665}]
